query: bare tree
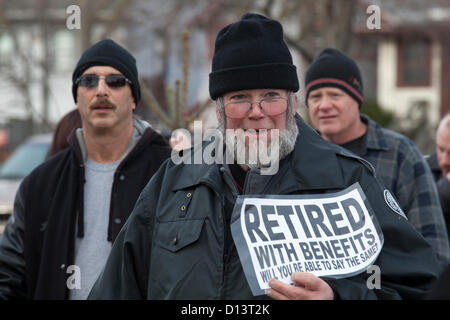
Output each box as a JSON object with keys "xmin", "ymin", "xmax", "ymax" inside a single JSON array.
[
  {"xmin": 129, "ymin": 0, "xmax": 219, "ymax": 130},
  {"xmin": 256, "ymin": 0, "xmax": 357, "ymax": 63},
  {"xmin": 0, "ymin": 1, "xmax": 48, "ymax": 127},
  {"xmin": 0, "ymin": 0, "xmax": 136, "ymax": 129},
  {"xmin": 130, "ymin": 0, "xmax": 360, "ymax": 130},
  {"xmin": 77, "ymin": 0, "xmax": 135, "ymax": 51},
  {"xmin": 0, "ymin": 0, "xmax": 361, "ymax": 134}
]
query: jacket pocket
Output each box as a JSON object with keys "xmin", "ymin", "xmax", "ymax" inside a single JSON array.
[{"xmin": 156, "ymin": 219, "xmax": 204, "ymax": 253}]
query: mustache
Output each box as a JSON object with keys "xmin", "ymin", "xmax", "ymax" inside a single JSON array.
[{"xmin": 90, "ymin": 98, "xmax": 116, "ymax": 109}]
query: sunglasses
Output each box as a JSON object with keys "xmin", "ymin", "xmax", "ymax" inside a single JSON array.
[{"xmin": 76, "ymin": 74, "xmax": 132, "ymax": 88}]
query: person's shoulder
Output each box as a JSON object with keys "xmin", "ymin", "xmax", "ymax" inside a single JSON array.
[
  {"xmin": 372, "ymin": 126, "xmax": 436, "ymax": 186},
  {"xmin": 365, "ymin": 115, "xmax": 410, "ymax": 146},
  {"xmin": 335, "ymin": 144, "xmax": 376, "ymax": 176},
  {"xmin": 126, "ymin": 128, "xmax": 171, "ymax": 167},
  {"xmin": 378, "ymin": 125, "xmax": 409, "ymax": 142},
  {"xmin": 375, "ymin": 125, "xmax": 423, "ymax": 156},
  {"xmin": 21, "ymin": 148, "xmax": 75, "ymax": 192},
  {"xmin": 140, "ymin": 126, "xmax": 168, "ymax": 145},
  {"xmin": 30, "ymin": 148, "xmax": 73, "ymax": 177},
  {"xmin": 139, "ymin": 127, "xmax": 171, "ymax": 153}
]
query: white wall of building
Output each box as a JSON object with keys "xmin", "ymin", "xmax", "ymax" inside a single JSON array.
[{"xmin": 377, "ymin": 39, "xmax": 442, "ymax": 126}]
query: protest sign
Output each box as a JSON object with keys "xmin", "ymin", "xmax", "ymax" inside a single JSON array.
[{"xmin": 230, "ymin": 182, "xmax": 384, "ymax": 296}]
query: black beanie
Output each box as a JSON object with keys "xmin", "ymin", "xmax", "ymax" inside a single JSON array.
[
  {"xmin": 305, "ymin": 48, "xmax": 364, "ymax": 107},
  {"xmin": 209, "ymin": 13, "xmax": 299, "ymax": 100},
  {"xmin": 72, "ymin": 39, "xmax": 140, "ymax": 104}
]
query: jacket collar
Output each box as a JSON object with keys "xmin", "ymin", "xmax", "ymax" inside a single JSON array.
[
  {"xmin": 170, "ymin": 142, "xmax": 224, "ymax": 192},
  {"xmin": 171, "ymin": 114, "xmax": 347, "ymax": 193}
]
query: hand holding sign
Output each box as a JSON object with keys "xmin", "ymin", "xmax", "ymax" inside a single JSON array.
[
  {"xmin": 266, "ymin": 272, "xmax": 334, "ymax": 300},
  {"xmin": 230, "ymin": 183, "xmax": 384, "ymax": 296}
]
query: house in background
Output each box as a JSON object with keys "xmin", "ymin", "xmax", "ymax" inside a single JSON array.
[
  {"xmin": 0, "ymin": 1, "xmax": 131, "ymax": 150},
  {"xmin": 1, "ymin": 0, "xmax": 449, "ymax": 153},
  {"xmin": 0, "ymin": 11, "xmax": 78, "ymax": 149},
  {"xmin": 352, "ymin": 0, "xmax": 450, "ymax": 129}
]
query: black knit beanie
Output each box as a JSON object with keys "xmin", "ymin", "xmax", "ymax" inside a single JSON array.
[
  {"xmin": 72, "ymin": 39, "xmax": 140, "ymax": 104},
  {"xmin": 305, "ymin": 48, "xmax": 364, "ymax": 107},
  {"xmin": 209, "ymin": 13, "xmax": 299, "ymax": 100}
]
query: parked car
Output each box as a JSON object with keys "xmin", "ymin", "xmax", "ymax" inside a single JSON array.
[{"xmin": 0, "ymin": 133, "xmax": 52, "ymax": 217}]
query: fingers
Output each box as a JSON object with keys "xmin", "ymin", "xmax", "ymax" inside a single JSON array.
[
  {"xmin": 266, "ymin": 278, "xmax": 310, "ymax": 300},
  {"xmin": 266, "ymin": 272, "xmax": 334, "ymax": 300},
  {"xmin": 292, "ymin": 272, "xmax": 322, "ymax": 290},
  {"xmin": 265, "ymin": 286, "xmax": 290, "ymax": 300}
]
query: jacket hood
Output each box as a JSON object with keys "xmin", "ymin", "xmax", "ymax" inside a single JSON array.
[{"xmin": 69, "ymin": 118, "xmax": 166, "ymax": 164}]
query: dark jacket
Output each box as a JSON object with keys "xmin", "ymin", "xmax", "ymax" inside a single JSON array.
[
  {"xmin": 426, "ymin": 153, "xmax": 450, "ymax": 241},
  {"xmin": 0, "ymin": 122, "xmax": 171, "ymax": 299},
  {"xmin": 347, "ymin": 115, "xmax": 449, "ymax": 268},
  {"xmin": 89, "ymin": 115, "xmax": 440, "ymax": 300},
  {"xmin": 427, "ymin": 263, "xmax": 450, "ymax": 299}
]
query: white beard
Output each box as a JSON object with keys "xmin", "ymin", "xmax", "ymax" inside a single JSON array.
[{"xmin": 219, "ymin": 112, "xmax": 299, "ymax": 170}]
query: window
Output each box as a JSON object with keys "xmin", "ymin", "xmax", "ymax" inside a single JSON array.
[
  {"xmin": 52, "ymin": 30, "xmax": 76, "ymax": 73},
  {"xmin": 0, "ymin": 136, "xmax": 50, "ymax": 179},
  {"xmin": 397, "ymin": 38, "xmax": 431, "ymax": 87}
]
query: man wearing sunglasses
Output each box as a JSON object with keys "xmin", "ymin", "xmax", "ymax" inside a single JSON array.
[
  {"xmin": 89, "ymin": 14, "xmax": 439, "ymax": 300},
  {"xmin": 0, "ymin": 39, "xmax": 171, "ymax": 299}
]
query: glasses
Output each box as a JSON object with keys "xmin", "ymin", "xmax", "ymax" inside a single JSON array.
[
  {"xmin": 76, "ymin": 74, "xmax": 132, "ymax": 89},
  {"xmin": 223, "ymin": 96, "xmax": 288, "ymax": 119}
]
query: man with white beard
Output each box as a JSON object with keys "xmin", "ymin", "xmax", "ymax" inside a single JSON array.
[
  {"xmin": 218, "ymin": 91, "xmax": 298, "ymax": 175},
  {"xmin": 89, "ymin": 13, "xmax": 439, "ymax": 300}
]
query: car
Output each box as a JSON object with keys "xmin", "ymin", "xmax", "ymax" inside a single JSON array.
[{"xmin": 0, "ymin": 134, "xmax": 52, "ymax": 223}]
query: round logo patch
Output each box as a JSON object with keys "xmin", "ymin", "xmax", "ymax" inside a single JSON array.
[{"xmin": 383, "ymin": 189, "xmax": 406, "ymax": 219}]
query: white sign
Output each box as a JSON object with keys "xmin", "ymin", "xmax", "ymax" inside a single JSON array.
[{"xmin": 230, "ymin": 183, "xmax": 384, "ymax": 296}]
